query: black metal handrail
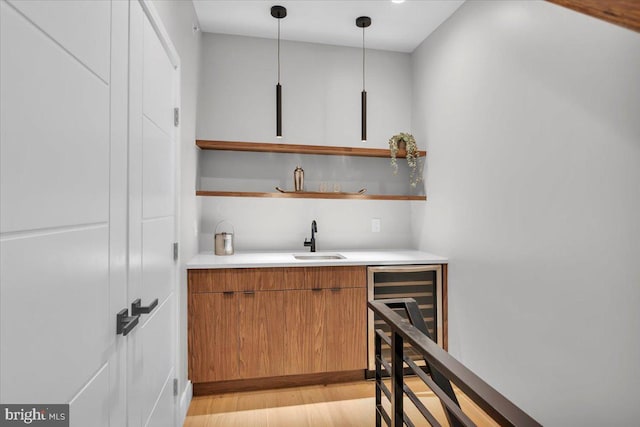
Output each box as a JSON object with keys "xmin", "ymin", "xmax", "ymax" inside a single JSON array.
[{"xmin": 369, "ymin": 298, "xmax": 542, "ymax": 427}]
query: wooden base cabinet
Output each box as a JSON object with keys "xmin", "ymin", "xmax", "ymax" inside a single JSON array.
[
  {"xmin": 283, "ymin": 287, "xmax": 366, "ymax": 375},
  {"xmin": 325, "ymin": 287, "xmax": 367, "ymax": 371},
  {"xmin": 188, "ymin": 292, "xmax": 239, "ymax": 382},
  {"xmin": 283, "ymin": 289, "xmax": 326, "ymax": 375},
  {"xmin": 238, "ymin": 290, "xmax": 285, "ymax": 379},
  {"xmin": 188, "ymin": 266, "xmax": 368, "ymax": 390},
  {"xmin": 188, "ymin": 290, "xmax": 287, "ymax": 383}
]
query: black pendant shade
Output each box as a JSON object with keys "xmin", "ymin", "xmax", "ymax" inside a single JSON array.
[
  {"xmin": 356, "ymin": 16, "xmax": 371, "ymax": 143},
  {"xmin": 272, "ymin": 6, "xmax": 287, "ymax": 138},
  {"xmin": 276, "ymin": 83, "xmax": 282, "ymax": 137},
  {"xmin": 361, "ymin": 90, "xmax": 367, "ymax": 142}
]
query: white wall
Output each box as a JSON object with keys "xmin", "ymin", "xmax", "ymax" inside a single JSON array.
[
  {"xmin": 151, "ymin": 0, "xmax": 201, "ymax": 411},
  {"xmin": 198, "ymin": 33, "xmax": 411, "ymax": 148},
  {"xmin": 200, "ymin": 197, "xmax": 413, "ymax": 252},
  {"xmin": 197, "ymin": 34, "xmax": 417, "ymax": 251},
  {"xmin": 411, "ymin": 1, "xmax": 640, "ymax": 425}
]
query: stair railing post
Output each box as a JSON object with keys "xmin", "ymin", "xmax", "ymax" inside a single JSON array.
[
  {"xmin": 391, "ymin": 330, "xmax": 404, "ymax": 427},
  {"xmin": 375, "ymin": 331, "xmax": 382, "ymax": 427}
]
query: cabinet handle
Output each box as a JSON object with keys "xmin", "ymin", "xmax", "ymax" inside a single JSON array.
[
  {"xmin": 116, "ymin": 308, "xmax": 139, "ymax": 336},
  {"xmin": 312, "ymin": 288, "xmax": 322, "ymax": 292},
  {"xmin": 131, "ymin": 298, "xmax": 158, "ymax": 316},
  {"xmin": 243, "ymin": 290, "xmax": 255, "ymax": 295},
  {"xmin": 331, "ymin": 287, "xmax": 341, "ymax": 292},
  {"xmin": 223, "ymin": 291, "xmax": 234, "ymax": 295}
]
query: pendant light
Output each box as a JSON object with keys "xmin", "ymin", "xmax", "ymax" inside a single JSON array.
[
  {"xmin": 356, "ymin": 16, "xmax": 371, "ymax": 142},
  {"xmin": 271, "ymin": 5, "xmax": 287, "ymax": 138}
]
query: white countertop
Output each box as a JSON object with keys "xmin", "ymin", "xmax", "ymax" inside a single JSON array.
[{"xmin": 187, "ymin": 249, "xmax": 448, "ymax": 269}]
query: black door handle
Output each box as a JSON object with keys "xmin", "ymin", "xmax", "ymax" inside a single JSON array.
[
  {"xmin": 131, "ymin": 298, "xmax": 158, "ymax": 316},
  {"xmin": 116, "ymin": 308, "xmax": 139, "ymax": 336}
]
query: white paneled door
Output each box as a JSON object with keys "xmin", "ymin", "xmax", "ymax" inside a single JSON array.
[
  {"xmin": 0, "ymin": 1, "xmax": 179, "ymax": 426},
  {"xmin": 1, "ymin": 0, "xmax": 127, "ymax": 426},
  {"xmin": 127, "ymin": 2, "xmax": 179, "ymax": 427}
]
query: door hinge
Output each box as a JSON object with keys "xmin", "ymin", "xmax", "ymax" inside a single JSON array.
[
  {"xmin": 173, "ymin": 378, "xmax": 179, "ymax": 396},
  {"xmin": 173, "ymin": 242, "xmax": 179, "ymax": 261},
  {"xmin": 174, "ymin": 107, "xmax": 179, "ymax": 127}
]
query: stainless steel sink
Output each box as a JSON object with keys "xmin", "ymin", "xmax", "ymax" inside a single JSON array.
[{"xmin": 293, "ymin": 253, "xmax": 345, "ymax": 260}]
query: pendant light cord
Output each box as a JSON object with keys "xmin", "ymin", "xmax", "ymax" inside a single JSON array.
[{"xmin": 362, "ymin": 26, "xmax": 365, "ymax": 91}]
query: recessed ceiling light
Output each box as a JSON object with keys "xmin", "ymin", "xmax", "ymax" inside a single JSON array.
[{"xmin": 391, "ymin": 0, "xmax": 405, "ymax": 4}]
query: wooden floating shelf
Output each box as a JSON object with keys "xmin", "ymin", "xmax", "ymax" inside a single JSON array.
[
  {"xmin": 196, "ymin": 140, "xmax": 426, "ymax": 159},
  {"xmin": 196, "ymin": 190, "xmax": 426, "ymax": 201},
  {"xmin": 196, "ymin": 140, "xmax": 427, "ymax": 201}
]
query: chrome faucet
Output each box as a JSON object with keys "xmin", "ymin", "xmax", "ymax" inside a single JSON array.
[{"xmin": 303, "ymin": 220, "xmax": 317, "ymax": 252}]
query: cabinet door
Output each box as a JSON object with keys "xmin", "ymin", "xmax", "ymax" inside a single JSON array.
[
  {"xmin": 325, "ymin": 288, "xmax": 367, "ymax": 371},
  {"xmin": 188, "ymin": 292, "xmax": 239, "ymax": 382},
  {"xmin": 239, "ymin": 291, "xmax": 285, "ymax": 378},
  {"xmin": 284, "ymin": 289, "xmax": 326, "ymax": 375}
]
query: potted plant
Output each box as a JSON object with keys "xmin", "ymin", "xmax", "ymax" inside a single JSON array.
[{"xmin": 388, "ymin": 132, "xmax": 422, "ymax": 187}]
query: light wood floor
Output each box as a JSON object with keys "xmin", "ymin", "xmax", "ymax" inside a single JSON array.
[{"xmin": 184, "ymin": 378, "xmax": 498, "ymax": 427}]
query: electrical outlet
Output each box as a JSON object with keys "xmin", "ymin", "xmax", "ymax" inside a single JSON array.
[{"xmin": 371, "ymin": 218, "xmax": 381, "ymax": 233}]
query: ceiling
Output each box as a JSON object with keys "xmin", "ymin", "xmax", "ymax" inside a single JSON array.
[{"xmin": 192, "ymin": 0, "xmax": 466, "ymax": 53}]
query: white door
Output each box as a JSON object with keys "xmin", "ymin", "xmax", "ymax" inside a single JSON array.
[
  {"xmin": 127, "ymin": 2, "xmax": 179, "ymax": 427},
  {"xmin": 0, "ymin": 1, "xmax": 128, "ymax": 426}
]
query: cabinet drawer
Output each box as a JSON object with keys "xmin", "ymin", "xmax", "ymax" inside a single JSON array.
[
  {"xmin": 228, "ymin": 268, "xmax": 284, "ymax": 291},
  {"xmin": 189, "ymin": 268, "xmax": 285, "ymax": 293},
  {"xmin": 283, "ymin": 266, "xmax": 366, "ymax": 289},
  {"xmin": 188, "ymin": 269, "xmax": 229, "ymax": 293}
]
